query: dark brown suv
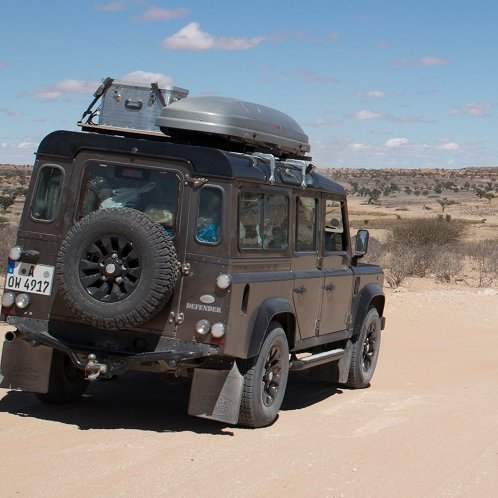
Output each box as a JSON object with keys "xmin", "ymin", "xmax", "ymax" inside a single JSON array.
[{"xmin": 0, "ymin": 93, "xmax": 385, "ymax": 428}]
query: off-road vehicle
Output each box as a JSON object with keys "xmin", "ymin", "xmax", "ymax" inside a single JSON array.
[{"xmin": 0, "ymin": 81, "xmax": 385, "ymax": 427}]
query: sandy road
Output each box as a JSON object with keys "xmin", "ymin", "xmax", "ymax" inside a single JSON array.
[{"xmin": 1, "ymin": 283, "xmax": 497, "ymax": 497}]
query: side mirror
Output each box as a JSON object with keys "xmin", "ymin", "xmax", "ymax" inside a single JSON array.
[{"xmin": 354, "ymin": 229, "xmax": 369, "ymax": 258}]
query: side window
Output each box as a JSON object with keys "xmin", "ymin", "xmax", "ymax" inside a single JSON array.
[
  {"xmin": 196, "ymin": 187, "xmax": 222, "ymax": 245},
  {"xmin": 324, "ymin": 199, "xmax": 346, "ymax": 252},
  {"xmin": 296, "ymin": 197, "xmax": 317, "ymax": 252},
  {"xmin": 239, "ymin": 191, "xmax": 288, "ymax": 250},
  {"xmin": 31, "ymin": 165, "xmax": 64, "ymax": 221}
]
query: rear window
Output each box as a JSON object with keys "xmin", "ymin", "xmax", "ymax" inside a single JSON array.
[{"xmin": 78, "ymin": 162, "xmax": 180, "ymax": 236}]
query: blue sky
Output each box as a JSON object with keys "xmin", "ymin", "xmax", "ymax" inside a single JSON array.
[{"xmin": 1, "ymin": 0, "xmax": 497, "ymax": 168}]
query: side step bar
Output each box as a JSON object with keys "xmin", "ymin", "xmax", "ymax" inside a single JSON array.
[{"xmin": 289, "ymin": 348, "xmax": 346, "ymax": 371}]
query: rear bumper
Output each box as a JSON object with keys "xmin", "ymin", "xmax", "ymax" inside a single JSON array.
[{"xmin": 6, "ymin": 316, "xmax": 220, "ymax": 375}]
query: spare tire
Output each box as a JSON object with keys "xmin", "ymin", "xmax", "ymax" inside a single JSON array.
[{"xmin": 56, "ymin": 208, "xmax": 179, "ymax": 330}]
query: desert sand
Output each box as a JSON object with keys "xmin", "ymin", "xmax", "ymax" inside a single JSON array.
[{"xmin": 0, "ymin": 278, "xmax": 497, "ymax": 497}]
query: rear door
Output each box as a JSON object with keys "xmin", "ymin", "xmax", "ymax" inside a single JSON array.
[
  {"xmin": 291, "ymin": 195, "xmax": 324, "ymax": 341},
  {"xmin": 52, "ymin": 151, "xmax": 190, "ymax": 334}
]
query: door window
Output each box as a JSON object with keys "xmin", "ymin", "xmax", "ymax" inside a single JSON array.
[
  {"xmin": 324, "ymin": 200, "xmax": 346, "ymax": 252},
  {"xmin": 296, "ymin": 197, "xmax": 317, "ymax": 252}
]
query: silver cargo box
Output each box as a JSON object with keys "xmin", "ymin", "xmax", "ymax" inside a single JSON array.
[
  {"xmin": 156, "ymin": 96, "xmax": 310, "ymax": 157},
  {"xmin": 99, "ymin": 80, "xmax": 188, "ymax": 132}
]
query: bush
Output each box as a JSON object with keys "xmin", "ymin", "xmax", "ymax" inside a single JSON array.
[
  {"xmin": 465, "ymin": 239, "xmax": 498, "ymax": 287},
  {"xmin": 380, "ymin": 217, "xmax": 466, "ymax": 287},
  {"xmin": 429, "ymin": 250, "xmax": 464, "ymax": 283},
  {"xmin": 389, "ymin": 217, "xmax": 466, "ymax": 248}
]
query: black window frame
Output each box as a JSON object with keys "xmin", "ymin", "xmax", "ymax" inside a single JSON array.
[
  {"xmin": 76, "ymin": 160, "xmax": 181, "ymax": 238},
  {"xmin": 238, "ymin": 189, "xmax": 289, "ymax": 252},
  {"xmin": 323, "ymin": 198, "xmax": 348, "ymax": 253},
  {"xmin": 195, "ymin": 185, "xmax": 224, "ymax": 246},
  {"xmin": 29, "ymin": 163, "xmax": 65, "ymax": 223},
  {"xmin": 295, "ymin": 195, "xmax": 319, "ymax": 253}
]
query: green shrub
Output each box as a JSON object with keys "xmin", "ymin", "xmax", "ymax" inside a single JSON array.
[{"xmin": 389, "ymin": 217, "xmax": 466, "ymax": 248}]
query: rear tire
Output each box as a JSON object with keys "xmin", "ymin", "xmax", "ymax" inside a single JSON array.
[
  {"xmin": 36, "ymin": 349, "xmax": 89, "ymax": 404},
  {"xmin": 344, "ymin": 307, "xmax": 381, "ymax": 389},
  {"xmin": 238, "ymin": 323, "xmax": 289, "ymax": 428}
]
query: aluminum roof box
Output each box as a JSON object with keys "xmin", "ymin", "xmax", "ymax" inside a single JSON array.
[{"xmin": 156, "ymin": 96, "xmax": 310, "ymax": 158}]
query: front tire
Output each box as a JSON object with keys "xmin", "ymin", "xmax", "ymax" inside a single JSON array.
[
  {"xmin": 344, "ymin": 307, "xmax": 381, "ymax": 389},
  {"xmin": 36, "ymin": 349, "xmax": 89, "ymax": 404},
  {"xmin": 238, "ymin": 323, "xmax": 289, "ymax": 428}
]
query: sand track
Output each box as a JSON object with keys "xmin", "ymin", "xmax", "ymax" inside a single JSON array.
[{"xmin": 1, "ymin": 282, "xmax": 497, "ymax": 497}]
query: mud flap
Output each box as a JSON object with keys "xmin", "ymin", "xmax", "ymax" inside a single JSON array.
[
  {"xmin": 188, "ymin": 362, "xmax": 243, "ymax": 425},
  {"xmin": 0, "ymin": 340, "xmax": 52, "ymax": 393},
  {"xmin": 308, "ymin": 339, "xmax": 353, "ymax": 384}
]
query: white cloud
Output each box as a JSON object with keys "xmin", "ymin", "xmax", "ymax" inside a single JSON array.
[
  {"xmin": 18, "ymin": 141, "xmax": 38, "ymax": 149},
  {"xmin": 291, "ymin": 69, "xmax": 337, "ymax": 84},
  {"xmin": 356, "ymin": 90, "xmax": 387, "ymax": 98},
  {"xmin": 33, "ymin": 79, "xmax": 99, "ymax": 101},
  {"xmin": 392, "ymin": 55, "xmax": 448, "ymax": 66},
  {"xmin": 420, "ymin": 55, "xmax": 448, "ymax": 65},
  {"xmin": 298, "ymin": 31, "xmax": 340, "ymax": 43},
  {"xmin": 350, "ymin": 143, "xmax": 370, "ymax": 150},
  {"xmin": 367, "ymin": 90, "xmax": 386, "ymax": 98},
  {"xmin": 162, "ymin": 22, "xmax": 265, "ymax": 51},
  {"xmin": 438, "ymin": 141, "xmax": 459, "ymax": 150},
  {"xmin": 94, "ymin": 1, "xmax": 125, "ymax": 11},
  {"xmin": 450, "ymin": 101, "xmax": 492, "ymax": 117},
  {"xmin": 0, "ymin": 107, "xmax": 22, "ymax": 117},
  {"xmin": 121, "ymin": 71, "xmax": 173, "ymax": 86},
  {"xmin": 385, "ymin": 137, "xmax": 409, "ymax": 147},
  {"xmin": 352, "ymin": 110, "xmax": 383, "ymax": 120},
  {"xmin": 0, "ymin": 139, "xmax": 40, "ymax": 164},
  {"xmin": 138, "ymin": 7, "xmax": 188, "ymax": 21}
]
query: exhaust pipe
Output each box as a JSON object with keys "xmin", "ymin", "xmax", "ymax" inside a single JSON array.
[{"xmin": 4, "ymin": 331, "xmax": 16, "ymax": 342}]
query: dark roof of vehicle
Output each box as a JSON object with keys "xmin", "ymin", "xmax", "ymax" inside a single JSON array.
[{"xmin": 37, "ymin": 130, "xmax": 345, "ymax": 194}]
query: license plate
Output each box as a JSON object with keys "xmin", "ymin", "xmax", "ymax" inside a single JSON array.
[{"xmin": 5, "ymin": 260, "xmax": 55, "ymax": 296}]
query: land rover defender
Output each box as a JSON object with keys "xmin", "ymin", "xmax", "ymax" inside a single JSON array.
[{"xmin": 0, "ymin": 86, "xmax": 385, "ymax": 428}]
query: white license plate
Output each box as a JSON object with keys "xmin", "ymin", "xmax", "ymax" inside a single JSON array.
[{"xmin": 5, "ymin": 261, "xmax": 55, "ymax": 296}]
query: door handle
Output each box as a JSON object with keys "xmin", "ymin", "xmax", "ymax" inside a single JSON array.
[
  {"xmin": 324, "ymin": 283, "xmax": 334, "ymax": 292},
  {"xmin": 293, "ymin": 286, "xmax": 306, "ymax": 295}
]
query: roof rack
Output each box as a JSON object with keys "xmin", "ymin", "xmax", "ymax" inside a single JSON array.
[{"xmin": 238, "ymin": 152, "xmax": 315, "ymax": 189}]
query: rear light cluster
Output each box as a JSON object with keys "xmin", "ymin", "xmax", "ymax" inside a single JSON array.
[
  {"xmin": 2, "ymin": 245, "xmax": 33, "ymax": 313},
  {"xmin": 195, "ymin": 319, "xmax": 226, "ymax": 340},
  {"xmin": 9, "ymin": 245, "xmax": 23, "ymax": 261},
  {"xmin": 2, "ymin": 291, "xmax": 31, "ymax": 310},
  {"xmin": 191, "ymin": 273, "xmax": 231, "ymax": 342}
]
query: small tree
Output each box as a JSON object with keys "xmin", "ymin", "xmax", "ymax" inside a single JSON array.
[{"xmin": 436, "ymin": 197, "xmax": 457, "ymax": 212}]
